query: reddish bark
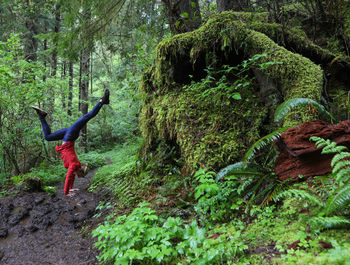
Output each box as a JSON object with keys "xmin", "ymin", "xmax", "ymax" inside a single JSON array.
[{"xmin": 275, "ymin": 120, "xmax": 350, "ymax": 181}]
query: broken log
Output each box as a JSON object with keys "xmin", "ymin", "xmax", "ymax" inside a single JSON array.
[{"xmin": 275, "ymin": 120, "xmax": 350, "ymax": 181}]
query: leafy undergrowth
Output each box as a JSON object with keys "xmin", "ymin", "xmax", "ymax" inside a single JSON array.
[
  {"xmin": 90, "ymin": 137, "xmax": 350, "ymax": 265},
  {"xmin": 89, "ymin": 137, "xmax": 144, "ymax": 208}
]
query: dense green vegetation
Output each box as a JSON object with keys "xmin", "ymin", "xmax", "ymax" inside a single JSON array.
[{"xmin": 2, "ymin": 0, "xmax": 350, "ymax": 264}]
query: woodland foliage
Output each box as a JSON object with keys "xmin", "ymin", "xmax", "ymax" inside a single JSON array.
[{"xmin": 1, "ymin": 0, "xmax": 350, "ymax": 264}]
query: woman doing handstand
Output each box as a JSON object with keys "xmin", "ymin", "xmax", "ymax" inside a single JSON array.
[{"xmin": 32, "ymin": 89, "xmax": 110, "ymax": 197}]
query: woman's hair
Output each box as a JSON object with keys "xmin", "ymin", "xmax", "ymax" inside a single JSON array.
[{"xmin": 76, "ymin": 163, "xmax": 88, "ymax": 177}]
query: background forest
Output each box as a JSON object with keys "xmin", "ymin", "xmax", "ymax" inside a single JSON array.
[{"xmin": 1, "ymin": 0, "xmax": 350, "ymax": 264}]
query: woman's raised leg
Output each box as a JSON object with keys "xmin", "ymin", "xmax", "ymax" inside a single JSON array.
[
  {"xmin": 32, "ymin": 106, "xmax": 67, "ymax": 141},
  {"xmin": 62, "ymin": 89, "xmax": 109, "ymax": 142}
]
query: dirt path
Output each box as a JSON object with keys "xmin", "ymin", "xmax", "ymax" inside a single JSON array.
[{"xmin": 0, "ymin": 168, "xmax": 101, "ymax": 265}]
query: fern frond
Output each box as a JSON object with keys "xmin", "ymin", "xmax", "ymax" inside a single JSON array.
[
  {"xmin": 274, "ymin": 98, "xmax": 333, "ymax": 123},
  {"xmin": 324, "ymin": 184, "xmax": 350, "ymax": 216},
  {"xmin": 331, "ymin": 152, "xmax": 350, "ymax": 167},
  {"xmin": 252, "ymin": 180, "xmax": 278, "ymax": 204},
  {"xmin": 332, "ymin": 160, "xmax": 350, "ymax": 174},
  {"xmin": 273, "ymin": 189, "xmax": 323, "ymax": 206},
  {"xmin": 243, "ymin": 127, "xmax": 289, "ymax": 163},
  {"xmin": 215, "ymin": 162, "xmax": 263, "ymax": 182},
  {"xmin": 309, "ymin": 216, "xmax": 350, "ymax": 232},
  {"xmin": 262, "ymin": 183, "xmax": 288, "ymax": 206},
  {"xmin": 237, "ymin": 178, "xmax": 255, "ymax": 195},
  {"xmin": 322, "ymin": 142, "xmax": 347, "ymax": 154},
  {"xmin": 310, "ymin": 136, "xmax": 347, "ymax": 153},
  {"xmin": 112, "ymin": 177, "xmax": 137, "ymax": 207},
  {"xmin": 310, "ymin": 136, "xmax": 331, "ymax": 149},
  {"xmin": 334, "ymin": 168, "xmax": 350, "ymax": 183}
]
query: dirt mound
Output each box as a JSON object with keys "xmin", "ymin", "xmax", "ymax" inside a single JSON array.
[
  {"xmin": 275, "ymin": 120, "xmax": 350, "ymax": 180},
  {"xmin": 0, "ymin": 168, "xmax": 101, "ymax": 265}
]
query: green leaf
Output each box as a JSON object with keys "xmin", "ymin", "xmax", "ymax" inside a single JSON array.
[
  {"xmin": 181, "ymin": 12, "xmax": 189, "ymax": 18},
  {"xmin": 324, "ymin": 184, "xmax": 350, "ymax": 216},
  {"xmin": 243, "ymin": 127, "xmax": 289, "ymax": 162},
  {"xmin": 274, "ymin": 98, "xmax": 333, "ymax": 123},
  {"xmin": 231, "ymin": 92, "xmax": 241, "ymax": 100},
  {"xmin": 216, "ymin": 162, "xmax": 263, "ymax": 182}
]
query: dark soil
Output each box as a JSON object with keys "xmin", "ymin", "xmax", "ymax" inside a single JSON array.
[{"xmin": 0, "ymin": 168, "xmax": 101, "ymax": 265}]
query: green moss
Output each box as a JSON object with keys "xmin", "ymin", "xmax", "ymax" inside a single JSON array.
[{"xmin": 140, "ymin": 11, "xmax": 325, "ymax": 174}]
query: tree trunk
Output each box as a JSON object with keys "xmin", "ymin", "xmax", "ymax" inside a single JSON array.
[
  {"xmin": 217, "ymin": 0, "xmax": 252, "ymax": 11},
  {"xmin": 79, "ymin": 51, "xmax": 82, "ymax": 112},
  {"xmin": 162, "ymin": 0, "xmax": 202, "ymax": 34},
  {"xmin": 51, "ymin": 3, "xmax": 60, "ymax": 78},
  {"xmin": 43, "ymin": 37, "xmax": 47, "ymax": 82},
  {"xmin": 47, "ymin": 3, "xmax": 61, "ymax": 114},
  {"xmin": 62, "ymin": 62, "xmax": 66, "ymax": 109},
  {"xmin": 90, "ymin": 52, "xmax": 93, "ymax": 94},
  {"xmin": 24, "ymin": 16, "xmax": 39, "ymax": 61},
  {"xmin": 68, "ymin": 61, "xmax": 73, "ymax": 116},
  {"xmin": 80, "ymin": 48, "xmax": 90, "ymax": 153}
]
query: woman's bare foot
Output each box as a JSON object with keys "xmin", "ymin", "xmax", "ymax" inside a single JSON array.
[
  {"xmin": 66, "ymin": 192, "xmax": 76, "ymax": 197},
  {"xmin": 70, "ymin": 188, "xmax": 80, "ymax": 192}
]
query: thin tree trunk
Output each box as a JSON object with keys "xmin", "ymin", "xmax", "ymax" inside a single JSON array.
[
  {"xmin": 80, "ymin": 48, "xmax": 90, "ymax": 153},
  {"xmin": 62, "ymin": 62, "xmax": 66, "ymax": 109},
  {"xmin": 79, "ymin": 51, "xmax": 83, "ymax": 112},
  {"xmin": 24, "ymin": 0, "xmax": 39, "ymax": 62},
  {"xmin": 3, "ymin": 146, "xmax": 20, "ymax": 175},
  {"xmin": 68, "ymin": 61, "xmax": 73, "ymax": 116},
  {"xmin": 90, "ymin": 52, "xmax": 93, "ymax": 94},
  {"xmin": 48, "ymin": 3, "xmax": 61, "ymax": 114},
  {"xmin": 51, "ymin": 3, "xmax": 60, "ymax": 78},
  {"xmin": 43, "ymin": 38, "xmax": 47, "ymax": 82}
]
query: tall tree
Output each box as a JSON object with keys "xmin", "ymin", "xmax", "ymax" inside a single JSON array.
[
  {"xmin": 162, "ymin": 0, "xmax": 202, "ymax": 34},
  {"xmin": 79, "ymin": 6, "xmax": 92, "ymax": 153},
  {"xmin": 51, "ymin": 3, "xmax": 61, "ymax": 77}
]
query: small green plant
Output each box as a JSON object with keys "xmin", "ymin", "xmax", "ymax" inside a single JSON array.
[
  {"xmin": 43, "ymin": 185, "xmax": 56, "ymax": 194},
  {"xmin": 93, "ymin": 201, "xmax": 113, "ymax": 218},
  {"xmin": 185, "ymin": 52, "xmax": 280, "ymax": 104},
  {"xmin": 10, "ymin": 175, "xmax": 23, "ymax": 185},
  {"xmin": 92, "ymin": 202, "xmax": 244, "ymax": 264},
  {"xmin": 193, "ymin": 164, "xmax": 281, "ymax": 224}
]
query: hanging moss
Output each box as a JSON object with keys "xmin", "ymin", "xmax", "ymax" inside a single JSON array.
[{"xmin": 139, "ymin": 11, "xmax": 325, "ymax": 175}]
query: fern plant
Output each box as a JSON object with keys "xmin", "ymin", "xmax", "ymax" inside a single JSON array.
[
  {"xmin": 273, "ymin": 189, "xmax": 323, "ymax": 206},
  {"xmin": 309, "ymin": 216, "xmax": 350, "ymax": 232},
  {"xmin": 243, "ymin": 127, "xmax": 289, "ymax": 163},
  {"xmin": 310, "ymin": 136, "xmax": 350, "ymax": 186},
  {"xmin": 294, "ymin": 137, "xmax": 350, "ymax": 232},
  {"xmin": 323, "ymin": 185, "xmax": 350, "ymax": 216},
  {"xmin": 111, "ymin": 176, "xmax": 139, "ymax": 207},
  {"xmin": 274, "ymin": 98, "xmax": 334, "ymax": 123}
]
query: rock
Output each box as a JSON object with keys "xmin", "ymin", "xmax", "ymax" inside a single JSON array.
[
  {"xmin": 25, "ymin": 224, "xmax": 38, "ymax": 233},
  {"xmin": 34, "ymin": 196, "xmax": 46, "ymax": 205},
  {"xmin": 275, "ymin": 120, "xmax": 350, "ymax": 180},
  {"xmin": 0, "ymin": 228, "xmax": 8, "ymax": 238}
]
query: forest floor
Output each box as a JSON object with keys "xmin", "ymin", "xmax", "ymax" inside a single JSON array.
[{"xmin": 0, "ymin": 167, "xmax": 103, "ymax": 265}]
